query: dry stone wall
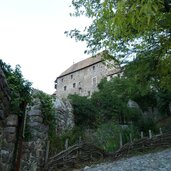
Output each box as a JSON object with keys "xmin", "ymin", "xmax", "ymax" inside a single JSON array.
[{"xmin": 20, "ymin": 97, "xmax": 49, "ymax": 171}]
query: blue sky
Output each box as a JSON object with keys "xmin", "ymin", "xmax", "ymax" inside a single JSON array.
[{"xmin": 0, "ymin": 0, "xmax": 90, "ymax": 94}]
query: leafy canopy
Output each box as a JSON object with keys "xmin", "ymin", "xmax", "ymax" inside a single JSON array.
[
  {"xmin": 68, "ymin": 0, "xmax": 170, "ymax": 58},
  {"xmin": 67, "ymin": 0, "xmax": 171, "ymax": 90}
]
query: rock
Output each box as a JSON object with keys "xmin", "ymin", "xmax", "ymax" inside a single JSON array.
[
  {"xmin": 53, "ymin": 97, "xmax": 74, "ymax": 134},
  {"xmin": 0, "ymin": 109, "xmax": 5, "ymax": 119},
  {"xmin": 127, "ymin": 99, "xmax": 140, "ymax": 109},
  {"xmin": 6, "ymin": 115, "xmax": 18, "ymax": 126},
  {"xmin": 28, "ymin": 109, "xmax": 42, "ymax": 116},
  {"xmin": 84, "ymin": 166, "xmax": 90, "ymax": 170},
  {"xmin": 29, "ymin": 116, "xmax": 43, "ymax": 123},
  {"xmin": 4, "ymin": 127, "xmax": 16, "ymax": 133}
]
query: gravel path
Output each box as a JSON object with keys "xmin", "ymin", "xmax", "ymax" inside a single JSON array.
[{"xmin": 81, "ymin": 148, "xmax": 171, "ymax": 171}]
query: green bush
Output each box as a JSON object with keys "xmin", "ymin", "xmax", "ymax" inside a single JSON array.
[
  {"xmin": 89, "ymin": 122, "xmax": 120, "ymax": 152},
  {"xmin": 68, "ymin": 94, "xmax": 97, "ymax": 128}
]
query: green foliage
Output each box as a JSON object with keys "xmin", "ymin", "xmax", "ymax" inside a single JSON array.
[
  {"xmin": 60, "ymin": 127, "xmax": 84, "ymax": 146},
  {"xmin": 157, "ymin": 90, "xmax": 171, "ymax": 116},
  {"xmin": 49, "ymin": 127, "xmax": 84, "ymax": 155},
  {"xmin": 69, "ymin": 75, "xmax": 160, "ymax": 134},
  {"xmin": 92, "ymin": 122, "xmax": 120, "ymax": 152},
  {"xmin": 68, "ymin": 94, "xmax": 97, "ymax": 128},
  {"xmin": 67, "ymin": 0, "xmax": 171, "ymax": 91},
  {"xmin": 121, "ymin": 125, "xmax": 139, "ymax": 144},
  {"xmin": 68, "ymin": 0, "xmax": 170, "ymax": 56},
  {"xmin": 0, "ymin": 59, "xmax": 32, "ymax": 115}
]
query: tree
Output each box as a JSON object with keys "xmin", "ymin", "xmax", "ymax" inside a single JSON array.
[
  {"xmin": 66, "ymin": 0, "xmax": 171, "ymax": 90},
  {"xmin": 68, "ymin": 94, "xmax": 97, "ymax": 128}
]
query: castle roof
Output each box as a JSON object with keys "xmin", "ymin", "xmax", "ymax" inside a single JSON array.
[{"xmin": 57, "ymin": 54, "xmax": 102, "ymax": 79}]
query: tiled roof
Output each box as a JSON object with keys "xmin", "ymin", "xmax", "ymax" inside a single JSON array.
[
  {"xmin": 107, "ymin": 68, "xmax": 121, "ymax": 76},
  {"xmin": 58, "ymin": 54, "xmax": 102, "ymax": 78}
]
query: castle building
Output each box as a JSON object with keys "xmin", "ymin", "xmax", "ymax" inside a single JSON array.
[{"xmin": 54, "ymin": 53, "xmax": 121, "ymax": 98}]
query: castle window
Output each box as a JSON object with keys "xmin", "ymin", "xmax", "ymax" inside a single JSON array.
[
  {"xmin": 73, "ymin": 83, "xmax": 76, "ymax": 88},
  {"xmin": 92, "ymin": 77, "xmax": 97, "ymax": 87},
  {"xmin": 55, "ymin": 84, "xmax": 57, "ymax": 89},
  {"xmin": 88, "ymin": 91, "xmax": 91, "ymax": 96},
  {"xmin": 71, "ymin": 74, "xmax": 73, "ymax": 79},
  {"xmin": 93, "ymin": 65, "xmax": 95, "ymax": 70},
  {"xmin": 64, "ymin": 86, "xmax": 67, "ymax": 91},
  {"xmin": 61, "ymin": 78, "xmax": 63, "ymax": 82}
]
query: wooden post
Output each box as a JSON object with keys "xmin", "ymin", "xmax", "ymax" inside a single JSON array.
[
  {"xmin": 141, "ymin": 131, "xmax": 144, "ymax": 139},
  {"xmin": 79, "ymin": 136, "xmax": 82, "ymax": 144},
  {"xmin": 65, "ymin": 139, "xmax": 69, "ymax": 150},
  {"xmin": 45, "ymin": 141, "xmax": 50, "ymax": 165},
  {"xmin": 119, "ymin": 133, "xmax": 123, "ymax": 148},
  {"xmin": 149, "ymin": 130, "xmax": 152, "ymax": 139},
  {"xmin": 129, "ymin": 133, "xmax": 132, "ymax": 143},
  {"xmin": 159, "ymin": 128, "xmax": 162, "ymax": 135}
]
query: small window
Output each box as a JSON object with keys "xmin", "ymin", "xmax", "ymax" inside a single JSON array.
[
  {"xmin": 88, "ymin": 91, "xmax": 91, "ymax": 96},
  {"xmin": 64, "ymin": 86, "xmax": 67, "ymax": 91},
  {"xmin": 71, "ymin": 75, "xmax": 73, "ymax": 79},
  {"xmin": 92, "ymin": 77, "xmax": 97, "ymax": 87},
  {"xmin": 93, "ymin": 65, "xmax": 95, "ymax": 70},
  {"xmin": 61, "ymin": 78, "xmax": 63, "ymax": 82},
  {"xmin": 73, "ymin": 83, "xmax": 76, "ymax": 88},
  {"xmin": 55, "ymin": 84, "xmax": 57, "ymax": 89}
]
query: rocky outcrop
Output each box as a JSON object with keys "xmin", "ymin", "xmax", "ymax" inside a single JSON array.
[{"xmin": 53, "ymin": 98, "xmax": 74, "ymax": 134}]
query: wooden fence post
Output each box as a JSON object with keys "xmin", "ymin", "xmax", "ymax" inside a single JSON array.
[
  {"xmin": 65, "ymin": 139, "xmax": 69, "ymax": 150},
  {"xmin": 141, "ymin": 131, "xmax": 144, "ymax": 139},
  {"xmin": 79, "ymin": 136, "xmax": 82, "ymax": 144},
  {"xmin": 129, "ymin": 133, "xmax": 132, "ymax": 143},
  {"xmin": 119, "ymin": 133, "xmax": 123, "ymax": 148},
  {"xmin": 149, "ymin": 130, "xmax": 152, "ymax": 139}
]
